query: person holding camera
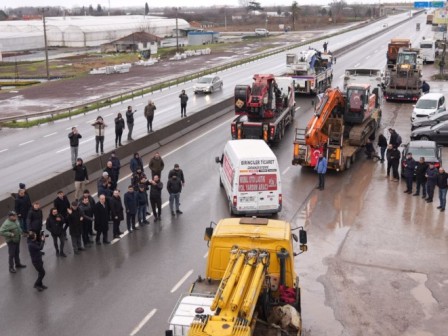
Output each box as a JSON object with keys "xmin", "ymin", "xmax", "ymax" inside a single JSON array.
[
  {"xmin": 92, "ymin": 116, "xmax": 107, "ymax": 155},
  {"xmin": 0, "ymin": 211, "xmax": 27, "ymax": 273},
  {"xmin": 27, "ymin": 201, "xmax": 43, "ymax": 240},
  {"xmin": 27, "ymin": 231, "xmax": 47, "ymax": 292},
  {"xmin": 125, "ymin": 106, "xmax": 136, "ymax": 141},
  {"xmin": 68, "ymin": 126, "xmax": 82, "ymax": 167},
  {"xmin": 46, "ymin": 208, "xmax": 67, "ymax": 257}
]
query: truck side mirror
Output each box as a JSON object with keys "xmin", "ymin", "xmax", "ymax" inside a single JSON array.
[
  {"xmin": 215, "ymin": 156, "xmax": 221, "ymax": 164},
  {"xmin": 204, "ymin": 227, "xmax": 213, "ymax": 241},
  {"xmin": 299, "ymin": 229, "xmax": 307, "ymax": 244}
]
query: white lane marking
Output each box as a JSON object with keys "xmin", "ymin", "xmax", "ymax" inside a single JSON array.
[
  {"xmin": 170, "ymin": 269, "xmax": 194, "ymax": 293},
  {"xmin": 354, "ymin": 63, "xmax": 360, "ymax": 68},
  {"xmin": 129, "ymin": 308, "xmax": 157, "ymax": 336},
  {"xmin": 111, "ymin": 230, "xmax": 130, "ymax": 244},
  {"xmin": 86, "ymin": 119, "xmax": 96, "ymax": 124},
  {"xmin": 282, "ymin": 167, "xmax": 290, "ymax": 175},
  {"xmin": 79, "ymin": 136, "xmax": 95, "ymax": 145},
  {"xmin": 203, "ymin": 251, "xmax": 208, "ymax": 259},
  {"xmin": 136, "ymin": 103, "xmax": 144, "ymax": 106},
  {"xmin": 104, "ymin": 113, "xmax": 113, "ymax": 117},
  {"xmin": 56, "ymin": 147, "xmax": 70, "ymax": 153},
  {"xmin": 44, "ymin": 132, "xmax": 58, "ymax": 138},
  {"xmin": 19, "ymin": 140, "xmax": 35, "ymax": 146},
  {"xmin": 366, "ymin": 55, "xmax": 370, "ymax": 60},
  {"xmin": 0, "ymin": 243, "xmax": 6, "ymax": 249},
  {"xmin": 66, "ymin": 125, "xmax": 77, "ymax": 130},
  {"xmin": 295, "ymin": 106, "xmax": 301, "ymax": 111},
  {"xmin": 339, "ymin": 74, "xmax": 344, "ymax": 79},
  {"xmin": 0, "ymin": 149, "xmax": 8, "ymax": 154}
]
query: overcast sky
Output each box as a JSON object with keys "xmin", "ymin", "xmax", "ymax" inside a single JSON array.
[{"xmin": 7, "ymin": 0, "xmax": 404, "ymax": 9}]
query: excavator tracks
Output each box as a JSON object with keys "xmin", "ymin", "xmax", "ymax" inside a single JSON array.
[{"xmin": 348, "ymin": 118, "xmax": 377, "ymax": 146}]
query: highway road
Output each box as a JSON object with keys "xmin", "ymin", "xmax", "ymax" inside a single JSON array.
[
  {"xmin": 1, "ymin": 12, "xmax": 447, "ymax": 336},
  {"xmin": 0, "ymin": 11, "xmax": 415, "ymax": 199}
]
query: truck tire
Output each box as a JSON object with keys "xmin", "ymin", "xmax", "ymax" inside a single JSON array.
[
  {"xmin": 228, "ymin": 200, "xmax": 234, "ymax": 216},
  {"xmin": 219, "ymin": 176, "xmax": 223, "ymax": 188},
  {"xmin": 345, "ymin": 157, "xmax": 351, "ymax": 170}
]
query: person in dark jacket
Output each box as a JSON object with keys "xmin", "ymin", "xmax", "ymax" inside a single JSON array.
[
  {"xmin": 15, "ymin": 189, "xmax": 32, "ymax": 234},
  {"xmin": 167, "ymin": 174, "xmax": 183, "ymax": 216},
  {"xmin": 130, "ymin": 152, "xmax": 144, "ymax": 174},
  {"xmin": 53, "ymin": 191, "xmax": 70, "ymax": 221},
  {"xmin": 403, "ymin": 153, "xmax": 416, "ymax": 194},
  {"xmin": 131, "ymin": 168, "xmax": 147, "ymax": 191},
  {"xmin": 365, "ymin": 139, "xmax": 375, "ymax": 159},
  {"xmin": 114, "ymin": 113, "xmax": 125, "ymax": 148},
  {"xmin": 27, "ymin": 202, "xmax": 43, "ymax": 239},
  {"xmin": 436, "ymin": 167, "xmax": 448, "ymax": 211},
  {"xmin": 168, "ymin": 164, "xmax": 185, "ymax": 186},
  {"xmin": 136, "ymin": 184, "xmax": 149, "ymax": 226},
  {"xmin": 104, "ymin": 161, "xmax": 118, "ymax": 190},
  {"xmin": 109, "ymin": 190, "xmax": 124, "ymax": 238},
  {"xmin": 67, "ymin": 201, "xmax": 85, "ymax": 254},
  {"xmin": 413, "ymin": 157, "xmax": 429, "ymax": 198},
  {"xmin": 79, "ymin": 197, "xmax": 94, "ymax": 247},
  {"xmin": 27, "ymin": 231, "xmax": 46, "ymax": 292},
  {"xmin": 377, "ymin": 134, "xmax": 388, "ymax": 163},
  {"xmin": 149, "ymin": 175, "xmax": 163, "ymax": 222},
  {"xmin": 124, "ymin": 185, "xmax": 138, "ymax": 232},
  {"xmin": 94, "ymin": 195, "xmax": 110, "ymax": 244},
  {"xmin": 126, "ymin": 106, "xmax": 136, "ymax": 141},
  {"xmin": 82, "ymin": 189, "xmax": 96, "ymax": 236},
  {"xmin": 73, "ymin": 158, "xmax": 89, "ymax": 201},
  {"xmin": 389, "ymin": 146, "xmax": 401, "ymax": 182},
  {"xmin": 425, "ymin": 163, "xmax": 438, "ymax": 203},
  {"xmin": 46, "ymin": 208, "xmax": 67, "ymax": 257},
  {"xmin": 110, "ymin": 151, "xmax": 121, "ymax": 183},
  {"xmin": 144, "ymin": 100, "xmax": 157, "ymax": 133},
  {"xmin": 68, "ymin": 126, "xmax": 82, "ymax": 167},
  {"xmin": 388, "ymin": 128, "xmax": 402, "ymax": 148},
  {"xmin": 149, "ymin": 152, "xmax": 165, "ymax": 179},
  {"xmin": 385, "ymin": 144, "xmax": 394, "ymax": 178},
  {"xmin": 421, "ymin": 80, "xmax": 430, "ymax": 94},
  {"xmin": 179, "ymin": 89, "xmax": 189, "ymax": 117}
]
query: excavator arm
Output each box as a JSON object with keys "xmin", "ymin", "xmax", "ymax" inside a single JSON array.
[
  {"xmin": 305, "ymin": 88, "xmax": 345, "ymax": 148},
  {"xmin": 188, "ymin": 248, "xmax": 270, "ymax": 336}
]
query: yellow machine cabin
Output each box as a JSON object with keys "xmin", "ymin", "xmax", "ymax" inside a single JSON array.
[{"xmin": 166, "ymin": 217, "xmax": 308, "ymax": 336}]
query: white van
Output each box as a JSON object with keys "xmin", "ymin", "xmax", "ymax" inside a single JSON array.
[
  {"xmin": 419, "ymin": 40, "xmax": 436, "ymax": 63},
  {"xmin": 255, "ymin": 28, "xmax": 269, "ymax": 36},
  {"xmin": 215, "ymin": 140, "xmax": 282, "ymax": 216}
]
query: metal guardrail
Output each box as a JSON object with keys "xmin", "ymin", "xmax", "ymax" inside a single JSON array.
[{"xmin": 0, "ymin": 18, "xmax": 385, "ymax": 124}]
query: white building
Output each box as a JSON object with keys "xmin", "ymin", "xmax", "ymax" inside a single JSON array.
[{"xmin": 0, "ymin": 15, "xmax": 190, "ymax": 51}]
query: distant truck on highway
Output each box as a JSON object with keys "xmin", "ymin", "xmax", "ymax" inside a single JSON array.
[
  {"xmin": 231, "ymin": 74, "xmax": 296, "ymax": 143},
  {"xmin": 285, "ymin": 48, "xmax": 333, "ymax": 94},
  {"xmin": 427, "ymin": 14, "xmax": 433, "ymax": 24}
]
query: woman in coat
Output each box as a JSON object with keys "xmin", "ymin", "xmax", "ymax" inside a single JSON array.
[{"xmin": 114, "ymin": 113, "xmax": 125, "ymax": 148}]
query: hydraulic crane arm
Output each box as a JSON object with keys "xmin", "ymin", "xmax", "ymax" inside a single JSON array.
[{"xmin": 305, "ymin": 88, "xmax": 345, "ymax": 148}]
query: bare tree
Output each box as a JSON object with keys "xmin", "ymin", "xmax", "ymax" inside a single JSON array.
[
  {"xmin": 291, "ymin": 1, "xmax": 299, "ymax": 31},
  {"xmin": 351, "ymin": 4, "xmax": 364, "ymax": 20},
  {"xmin": 238, "ymin": 0, "xmax": 249, "ymax": 8},
  {"xmin": 330, "ymin": 0, "xmax": 346, "ymax": 23}
]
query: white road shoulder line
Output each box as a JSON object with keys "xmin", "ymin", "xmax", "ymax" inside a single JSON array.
[
  {"xmin": 203, "ymin": 251, "xmax": 208, "ymax": 259},
  {"xmin": 129, "ymin": 308, "xmax": 157, "ymax": 336},
  {"xmin": 44, "ymin": 132, "xmax": 58, "ymax": 138},
  {"xmin": 366, "ymin": 55, "xmax": 371, "ymax": 60},
  {"xmin": 354, "ymin": 63, "xmax": 360, "ymax": 68},
  {"xmin": 66, "ymin": 125, "xmax": 77, "ymax": 130},
  {"xmin": 282, "ymin": 167, "xmax": 290, "ymax": 175},
  {"xmin": 19, "ymin": 140, "xmax": 35, "ymax": 146},
  {"xmin": 56, "ymin": 147, "xmax": 70, "ymax": 153},
  {"xmin": 170, "ymin": 269, "xmax": 194, "ymax": 293},
  {"xmin": 0, "ymin": 149, "xmax": 8, "ymax": 154}
]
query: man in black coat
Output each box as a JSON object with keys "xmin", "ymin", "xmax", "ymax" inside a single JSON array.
[
  {"xmin": 403, "ymin": 153, "xmax": 416, "ymax": 194},
  {"xmin": 67, "ymin": 201, "xmax": 85, "ymax": 255},
  {"xmin": 53, "ymin": 191, "xmax": 70, "ymax": 221},
  {"xmin": 389, "ymin": 146, "xmax": 401, "ymax": 182},
  {"xmin": 79, "ymin": 196, "xmax": 94, "ymax": 247},
  {"xmin": 68, "ymin": 127, "xmax": 82, "ymax": 167},
  {"xmin": 27, "ymin": 202, "xmax": 43, "ymax": 240},
  {"xmin": 124, "ymin": 185, "xmax": 138, "ymax": 232},
  {"xmin": 109, "ymin": 190, "xmax": 124, "ymax": 238},
  {"xmin": 413, "ymin": 157, "xmax": 428, "ymax": 198},
  {"xmin": 15, "ymin": 189, "xmax": 32, "ymax": 233},
  {"xmin": 94, "ymin": 195, "xmax": 110, "ymax": 244},
  {"xmin": 27, "ymin": 231, "xmax": 46, "ymax": 292},
  {"xmin": 168, "ymin": 164, "xmax": 185, "ymax": 186},
  {"xmin": 73, "ymin": 158, "xmax": 89, "ymax": 201},
  {"xmin": 149, "ymin": 175, "xmax": 163, "ymax": 222}
]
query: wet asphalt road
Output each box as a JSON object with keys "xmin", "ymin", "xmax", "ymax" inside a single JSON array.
[
  {"xmin": 0, "ymin": 12, "xmax": 412, "ymax": 199},
  {"xmin": 0, "ymin": 12, "xmax": 447, "ymax": 336}
]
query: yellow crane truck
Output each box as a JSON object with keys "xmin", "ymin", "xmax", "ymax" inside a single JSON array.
[{"xmin": 166, "ymin": 217, "xmax": 308, "ymax": 336}]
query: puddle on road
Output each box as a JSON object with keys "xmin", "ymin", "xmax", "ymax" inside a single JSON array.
[{"xmin": 408, "ymin": 273, "xmax": 438, "ymax": 320}]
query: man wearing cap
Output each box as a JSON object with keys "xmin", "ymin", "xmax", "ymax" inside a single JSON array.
[
  {"xmin": 403, "ymin": 152, "xmax": 416, "ymax": 194},
  {"xmin": 168, "ymin": 164, "xmax": 185, "ymax": 186},
  {"xmin": 0, "ymin": 211, "xmax": 27, "ymax": 273}
]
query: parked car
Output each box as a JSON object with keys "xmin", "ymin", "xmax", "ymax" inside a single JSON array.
[
  {"xmin": 411, "ymin": 93, "xmax": 446, "ymax": 121},
  {"xmin": 410, "ymin": 120, "xmax": 448, "ymax": 144},
  {"xmin": 255, "ymin": 28, "xmax": 269, "ymax": 36},
  {"xmin": 401, "ymin": 140, "xmax": 442, "ymax": 177},
  {"xmin": 193, "ymin": 75, "xmax": 223, "ymax": 94},
  {"xmin": 411, "ymin": 110, "xmax": 448, "ymax": 130}
]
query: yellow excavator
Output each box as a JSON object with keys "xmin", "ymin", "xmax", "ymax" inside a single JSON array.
[{"xmin": 166, "ymin": 217, "xmax": 308, "ymax": 336}]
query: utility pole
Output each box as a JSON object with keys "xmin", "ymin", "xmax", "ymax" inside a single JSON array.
[
  {"xmin": 108, "ymin": 0, "xmax": 110, "ymax": 16},
  {"xmin": 38, "ymin": 8, "xmax": 50, "ymax": 80},
  {"xmin": 175, "ymin": 7, "xmax": 179, "ymax": 52}
]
